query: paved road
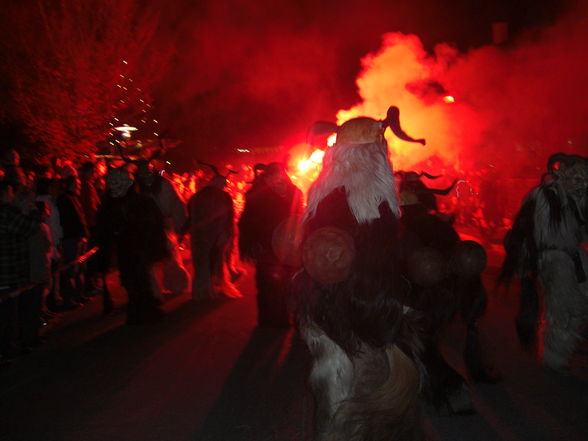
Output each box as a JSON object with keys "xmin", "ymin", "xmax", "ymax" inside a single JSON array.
[{"xmin": 1, "ymin": 244, "xmax": 587, "ymax": 441}]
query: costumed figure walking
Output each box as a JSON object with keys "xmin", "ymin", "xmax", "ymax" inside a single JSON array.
[
  {"xmin": 500, "ymin": 153, "xmax": 588, "ymax": 372},
  {"xmin": 185, "ymin": 162, "xmax": 242, "ymax": 300},
  {"xmin": 133, "ymin": 145, "xmax": 191, "ymax": 296},
  {"xmin": 398, "ymin": 182, "xmax": 497, "ymax": 415},
  {"xmin": 95, "ymin": 167, "xmax": 168, "ymax": 325},
  {"xmin": 238, "ymin": 162, "xmax": 303, "ymax": 328},
  {"xmin": 293, "ymin": 106, "xmax": 425, "ymax": 441}
]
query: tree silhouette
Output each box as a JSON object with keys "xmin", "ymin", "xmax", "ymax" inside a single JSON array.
[{"xmin": 3, "ymin": 0, "xmax": 171, "ymax": 158}]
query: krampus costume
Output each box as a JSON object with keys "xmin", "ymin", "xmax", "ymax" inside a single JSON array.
[
  {"xmin": 500, "ymin": 153, "xmax": 588, "ymax": 371},
  {"xmin": 396, "ymin": 171, "xmax": 457, "ymax": 214},
  {"xmin": 95, "ymin": 167, "xmax": 168, "ymax": 324},
  {"xmin": 186, "ymin": 163, "xmax": 241, "ymax": 300},
  {"xmin": 238, "ymin": 162, "xmax": 304, "ymax": 327},
  {"xmin": 136, "ymin": 160, "xmax": 191, "ymax": 295},
  {"xmin": 399, "ymin": 186, "xmax": 496, "ymax": 414},
  {"xmin": 293, "ymin": 107, "xmax": 425, "ymax": 441}
]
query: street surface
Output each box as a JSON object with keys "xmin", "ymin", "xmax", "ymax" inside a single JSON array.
[{"xmin": 1, "ymin": 237, "xmax": 587, "ymax": 441}]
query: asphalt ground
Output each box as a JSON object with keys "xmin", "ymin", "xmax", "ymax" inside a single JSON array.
[{"xmin": 0, "ymin": 236, "xmax": 587, "ymax": 441}]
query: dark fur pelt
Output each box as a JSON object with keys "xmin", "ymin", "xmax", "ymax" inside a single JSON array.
[
  {"xmin": 187, "ymin": 185, "xmax": 234, "ymax": 241},
  {"xmin": 500, "ymin": 176, "xmax": 588, "ymax": 370},
  {"xmin": 294, "ymin": 188, "xmax": 424, "ymax": 441},
  {"xmin": 238, "ymin": 177, "xmax": 303, "ymax": 263},
  {"xmin": 498, "ymin": 189, "xmax": 541, "ymax": 349},
  {"xmin": 295, "ymin": 188, "xmax": 412, "ymax": 353},
  {"xmin": 399, "ymin": 203, "xmax": 496, "ymax": 411}
]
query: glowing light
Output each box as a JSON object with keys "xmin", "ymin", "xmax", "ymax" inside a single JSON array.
[
  {"xmin": 309, "ymin": 149, "xmax": 325, "ymax": 163},
  {"xmin": 236, "ymin": 148, "xmax": 250, "ymax": 153},
  {"xmin": 114, "ymin": 125, "xmax": 138, "ymax": 132},
  {"xmin": 297, "ymin": 159, "xmax": 311, "ymax": 172},
  {"xmin": 443, "ymin": 95, "xmax": 455, "ymax": 103},
  {"xmin": 327, "ymin": 133, "xmax": 337, "ymax": 146}
]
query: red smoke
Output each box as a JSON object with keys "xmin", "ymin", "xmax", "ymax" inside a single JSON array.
[{"xmin": 333, "ymin": 1, "xmax": 588, "ymax": 179}]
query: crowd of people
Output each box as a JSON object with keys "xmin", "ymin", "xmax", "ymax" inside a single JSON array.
[{"xmin": 0, "ymin": 147, "xmax": 303, "ymax": 364}]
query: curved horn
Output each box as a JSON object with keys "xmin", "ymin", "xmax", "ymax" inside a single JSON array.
[
  {"xmin": 428, "ymin": 179, "xmax": 458, "ymax": 195},
  {"xmin": 383, "ymin": 106, "xmax": 426, "ymax": 145},
  {"xmin": 197, "ymin": 160, "xmax": 220, "ymax": 176},
  {"xmin": 420, "ymin": 171, "xmax": 442, "ymax": 179}
]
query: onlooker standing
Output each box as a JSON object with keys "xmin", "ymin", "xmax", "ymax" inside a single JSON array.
[
  {"xmin": 35, "ymin": 178, "xmax": 63, "ymax": 310},
  {"xmin": 0, "ymin": 182, "xmax": 39, "ymax": 361},
  {"xmin": 19, "ymin": 200, "xmax": 53, "ymax": 347},
  {"xmin": 79, "ymin": 162, "xmax": 102, "ymax": 295},
  {"xmin": 57, "ymin": 175, "xmax": 89, "ymax": 308}
]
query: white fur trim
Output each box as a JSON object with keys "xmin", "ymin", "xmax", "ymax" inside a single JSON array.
[
  {"xmin": 305, "ymin": 141, "xmax": 400, "ymax": 224},
  {"xmin": 301, "ymin": 319, "xmax": 354, "ymax": 419}
]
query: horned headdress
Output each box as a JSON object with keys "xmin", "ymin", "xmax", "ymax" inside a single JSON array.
[{"xmin": 306, "ymin": 106, "xmax": 425, "ymax": 223}]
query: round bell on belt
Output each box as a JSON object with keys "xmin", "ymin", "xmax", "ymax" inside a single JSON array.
[
  {"xmin": 407, "ymin": 247, "xmax": 447, "ymax": 287},
  {"xmin": 450, "ymin": 240, "xmax": 487, "ymax": 278},
  {"xmin": 303, "ymin": 227, "xmax": 355, "ymax": 285}
]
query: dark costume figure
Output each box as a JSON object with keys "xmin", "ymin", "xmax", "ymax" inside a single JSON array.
[
  {"xmin": 294, "ymin": 107, "xmax": 425, "ymax": 441},
  {"xmin": 397, "ymin": 171, "xmax": 457, "ymax": 214},
  {"xmin": 500, "ymin": 153, "xmax": 588, "ymax": 372},
  {"xmin": 186, "ymin": 163, "xmax": 241, "ymax": 300},
  {"xmin": 399, "ymin": 193, "xmax": 496, "ymax": 414},
  {"xmin": 95, "ymin": 167, "xmax": 168, "ymax": 324},
  {"xmin": 239, "ymin": 162, "xmax": 303, "ymax": 327},
  {"xmin": 133, "ymin": 150, "xmax": 190, "ymax": 296}
]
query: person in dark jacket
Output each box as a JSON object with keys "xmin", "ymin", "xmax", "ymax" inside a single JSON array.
[
  {"xmin": 56, "ymin": 175, "xmax": 89, "ymax": 308},
  {"xmin": 95, "ymin": 167, "xmax": 168, "ymax": 325}
]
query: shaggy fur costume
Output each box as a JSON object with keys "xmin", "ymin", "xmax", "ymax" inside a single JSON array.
[
  {"xmin": 295, "ymin": 139, "xmax": 424, "ymax": 441},
  {"xmin": 400, "ymin": 202, "xmax": 495, "ymax": 413},
  {"xmin": 137, "ymin": 172, "xmax": 191, "ymax": 295},
  {"xmin": 187, "ymin": 177, "xmax": 241, "ymax": 300},
  {"xmin": 501, "ymin": 156, "xmax": 588, "ymax": 371}
]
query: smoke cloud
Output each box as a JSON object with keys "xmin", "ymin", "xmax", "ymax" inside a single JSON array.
[
  {"xmin": 154, "ymin": 0, "xmax": 539, "ymax": 165},
  {"xmin": 333, "ymin": 0, "xmax": 588, "ymax": 178}
]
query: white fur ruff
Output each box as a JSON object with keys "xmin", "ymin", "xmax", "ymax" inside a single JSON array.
[
  {"xmin": 305, "ymin": 141, "xmax": 400, "ymax": 224},
  {"xmin": 301, "ymin": 319, "xmax": 354, "ymax": 420}
]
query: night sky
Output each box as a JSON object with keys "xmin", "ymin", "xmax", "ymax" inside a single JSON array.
[{"xmin": 0, "ymin": 0, "xmax": 583, "ymax": 174}]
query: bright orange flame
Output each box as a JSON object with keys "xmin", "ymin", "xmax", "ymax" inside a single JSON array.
[
  {"xmin": 289, "ymin": 148, "xmax": 325, "ymax": 196},
  {"xmin": 297, "ymin": 159, "xmax": 311, "ymax": 172},
  {"xmin": 443, "ymin": 95, "xmax": 455, "ymax": 103},
  {"xmin": 327, "ymin": 133, "xmax": 337, "ymax": 146},
  {"xmin": 309, "ymin": 149, "xmax": 325, "ymax": 163}
]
